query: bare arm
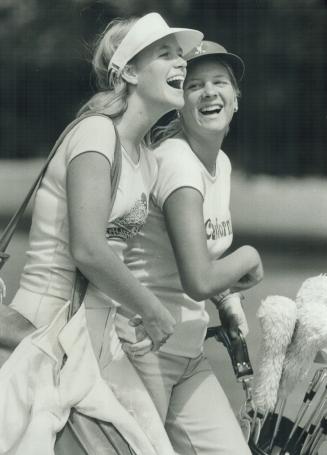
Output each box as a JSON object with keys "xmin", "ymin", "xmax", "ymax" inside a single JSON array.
[
  {"xmin": 163, "ymin": 187, "xmax": 263, "ymax": 301},
  {"xmin": 67, "ymin": 149, "xmax": 175, "ymax": 350}
]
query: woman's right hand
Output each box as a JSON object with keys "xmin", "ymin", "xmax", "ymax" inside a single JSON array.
[{"xmin": 232, "ymin": 246, "xmax": 264, "ymax": 291}]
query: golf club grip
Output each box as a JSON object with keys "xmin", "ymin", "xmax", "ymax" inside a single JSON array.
[{"xmin": 206, "ymin": 325, "xmax": 253, "ymax": 380}]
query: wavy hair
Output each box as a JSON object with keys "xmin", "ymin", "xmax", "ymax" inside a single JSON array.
[
  {"xmin": 151, "ymin": 58, "xmax": 241, "ymax": 146},
  {"xmin": 77, "ymin": 17, "xmax": 139, "ymax": 118}
]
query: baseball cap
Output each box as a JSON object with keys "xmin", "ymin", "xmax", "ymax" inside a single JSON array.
[
  {"xmin": 109, "ymin": 13, "xmax": 203, "ymax": 75},
  {"xmin": 185, "ymin": 40, "xmax": 245, "ymax": 81}
]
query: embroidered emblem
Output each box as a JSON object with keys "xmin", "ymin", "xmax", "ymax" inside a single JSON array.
[
  {"xmin": 106, "ymin": 193, "xmax": 148, "ymax": 240},
  {"xmin": 194, "ymin": 43, "xmax": 206, "ymax": 55}
]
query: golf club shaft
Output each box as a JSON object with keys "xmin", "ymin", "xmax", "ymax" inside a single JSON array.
[
  {"xmin": 280, "ymin": 401, "xmax": 310, "ymax": 454},
  {"xmin": 269, "ymin": 398, "xmax": 286, "ymax": 452},
  {"xmin": 307, "ymin": 430, "xmax": 324, "ymax": 455},
  {"xmin": 298, "ymin": 396, "xmax": 327, "ymax": 454},
  {"xmin": 282, "ymin": 370, "xmax": 327, "ymax": 454}
]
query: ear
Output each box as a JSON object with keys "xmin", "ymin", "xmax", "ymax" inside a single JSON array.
[
  {"xmin": 234, "ymin": 97, "xmax": 239, "ymax": 113},
  {"xmin": 121, "ymin": 64, "xmax": 138, "ymax": 85}
]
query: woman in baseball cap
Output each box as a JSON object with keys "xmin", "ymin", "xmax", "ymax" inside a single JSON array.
[{"xmin": 119, "ymin": 41, "xmax": 263, "ymax": 454}]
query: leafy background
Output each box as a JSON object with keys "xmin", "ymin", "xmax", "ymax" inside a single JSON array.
[{"xmin": 1, "ymin": 0, "xmax": 326, "ymax": 175}]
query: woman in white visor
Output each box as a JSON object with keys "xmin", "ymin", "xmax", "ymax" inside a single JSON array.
[
  {"xmin": 3, "ymin": 12, "xmax": 203, "ymax": 455},
  {"xmin": 118, "ymin": 40, "xmax": 264, "ymax": 454},
  {"xmin": 9, "ymin": 12, "xmax": 202, "ymax": 353}
]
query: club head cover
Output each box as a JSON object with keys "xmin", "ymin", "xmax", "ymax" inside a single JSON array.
[{"xmin": 253, "ymin": 295, "xmax": 297, "ymax": 413}]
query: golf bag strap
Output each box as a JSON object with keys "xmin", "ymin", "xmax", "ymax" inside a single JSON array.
[
  {"xmin": 66, "ymin": 121, "xmax": 122, "ymax": 319},
  {"xmin": 206, "ymin": 325, "xmax": 253, "ymax": 380},
  {"xmin": 0, "ymin": 113, "xmax": 121, "ymax": 269}
]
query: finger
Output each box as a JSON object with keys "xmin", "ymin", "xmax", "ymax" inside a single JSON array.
[
  {"xmin": 123, "ymin": 338, "xmax": 153, "ymax": 356},
  {"xmin": 228, "ymin": 317, "xmax": 243, "ymax": 339},
  {"xmin": 230, "ymin": 331, "xmax": 240, "ymax": 341},
  {"xmin": 135, "ymin": 324, "xmax": 147, "ymax": 342},
  {"xmin": 128, "ymin": 316, "xmax": 143, "ymax": 327},
  {"xmin": 231, "ymin": 283, "xmax": 249, "ymax": 292},
  {"xmin": 124, "ymin": 338, "xmax": 152, "ymax": 352},
  {"xmin": 230, "ymin": 317, "xmax": 249, "ymax": 338},
  {"xmin": 123, "ymin": 344, "xmax": 152, "ymax": 357},
  {"xmin": 239, "ymin": 321, "xmax": 249, "ymax": 337}
]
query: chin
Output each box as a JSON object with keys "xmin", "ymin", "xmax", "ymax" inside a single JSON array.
[
  {"xmin": 166, "ymin": 92, "xmax": 184, "ymax": 110},
  {"xmin": 173, "ymin": 98, "xmax": 185, "ymax": 110},
  {"xmin": 203, "ymin": 125, "xmax": 221, "ymax": 134},
  {"xmin": 198, "ymin": 117, "xmax": 217, "ymax": 127},
  {"xmin": 204, "ymin": 118, "xmax": 228, "ymax": 131}
]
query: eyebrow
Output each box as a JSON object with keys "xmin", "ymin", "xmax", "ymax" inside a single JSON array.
[
  {"xmin": 186, "ymin": 74, "xmax": 229, "ymax": 82},
  {"xmin": 158, "ymin": 44, "xmax": 183, "ymax": 54}
]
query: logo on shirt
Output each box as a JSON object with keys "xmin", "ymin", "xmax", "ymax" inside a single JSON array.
[
  {"xmin": 106, "ymin": 193, "xmax": 148, "ymax": 240},
  {"xmin": 205, "ymin": 218, "xmax": 232, "ymax": 240}
]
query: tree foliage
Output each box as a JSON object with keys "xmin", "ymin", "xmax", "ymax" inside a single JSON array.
[{"xmin": 0, "ymin": 0, "xmax": 326, "ymax": 175}]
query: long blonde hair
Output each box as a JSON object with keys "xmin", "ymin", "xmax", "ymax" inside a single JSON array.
[
  {"xmin": 151, "ymin": 57, "xmax": 241, "ymax": 146},
  {"xmin": 78, "ymin": 17, "xmax": 139, "ymax": 118}
]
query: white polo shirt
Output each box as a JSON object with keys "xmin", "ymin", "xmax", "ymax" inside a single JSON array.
[
  {"xmin": 117, "ymin": 137, "xmax": 233, "ymax": 357},
  {"xmin": 10, "ymin": 115, "xmax": 157, "ymax": 327}
]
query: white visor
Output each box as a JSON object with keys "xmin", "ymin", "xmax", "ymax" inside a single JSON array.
[{"xmin": 108, "ymin": 12, "xmax": 203, "ymax": 74}]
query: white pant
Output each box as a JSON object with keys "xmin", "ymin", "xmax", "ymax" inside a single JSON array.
[
  {"xmin": 84, "ymin": 296, "xmax": 175, "ymax": 455},
  {"xmin": 127, "ymin": 350, "xmax": 251, "ymax": 455}
]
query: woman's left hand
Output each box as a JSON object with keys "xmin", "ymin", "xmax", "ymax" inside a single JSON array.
[
  {"xmin": 121, "ymin": 316, "xmax": 152, "ymax": 356},
  {"xmin": 218, "ymin": 293, "xmax": 249, "ymax": 339},
  {"xmin": 123, "ymin": 338, "xmax": 153, "ymax": 357},
  {"xmin": 122, "ymin": 316, "xmax": 171, "ymax": 357}
]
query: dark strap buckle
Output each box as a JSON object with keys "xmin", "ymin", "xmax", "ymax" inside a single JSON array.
[{"xmin": 206, "ymin": 325, "xmax": 253, "ymax": 381}]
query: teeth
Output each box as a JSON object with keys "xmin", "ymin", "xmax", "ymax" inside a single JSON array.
[
  {"xmin": 200, "ymin": 105, "xmax": 222, "ymax": 113},
  {"xmin": 167, "ymin": 75, "xmax": 184, "ymax": 83},
  {"xmin": 199, "ymin": 105, "xmax": 223, "ymax": 115},
  {"xmin": 167, "ymin": 75, "xmax": 184, "ymax": 89}
]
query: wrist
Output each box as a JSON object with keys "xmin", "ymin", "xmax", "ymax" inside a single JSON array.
[
  {"xmin": 216, "ymin": 292, "xmax": 244, "ymax": 312},
  {"xmin": 142, "ymin": 300, "xmax": 166, "ymax": 324},
  {"xmin": 211, "ymin": 289, "xmax": 231, "ymax": 310}
]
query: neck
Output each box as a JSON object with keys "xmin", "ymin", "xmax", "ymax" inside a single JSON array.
[
  {"xmin": 115, "ymin": 92, "xmax": 168, "ymax": 148},
  {"xmin": 182, "ymin": 125, "xmax": 225, "ymax": 175}
]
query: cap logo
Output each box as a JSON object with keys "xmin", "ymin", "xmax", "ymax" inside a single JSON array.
[{"xmin": 194, "ymin": 43, "xmax": 206, "ymax": 55}]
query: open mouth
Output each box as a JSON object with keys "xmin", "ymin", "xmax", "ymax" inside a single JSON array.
[
  {"xmin": 166, "ymin": 75, "xmax": 184, "ymax": 90},
  {"xmin": 199, "ymin": 105, "xmax": 223, "ymax": 116}
]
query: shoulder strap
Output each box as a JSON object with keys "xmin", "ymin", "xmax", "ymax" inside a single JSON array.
[
  {"xmin": 67, "ymin": 121, "xmax": 122, "ymax": 320},
  {"xmin": 0, "ymin": 113, "xmax": 122, "ymax": 270}
]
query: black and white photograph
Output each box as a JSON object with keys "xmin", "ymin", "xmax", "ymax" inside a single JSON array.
[{"xmin": 0, "ymin": 1, "xmax": 326, "ymax": 454}]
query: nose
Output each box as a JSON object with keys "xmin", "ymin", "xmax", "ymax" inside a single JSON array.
[
  {"xmin": 176, "ymin": 55, "xmax": 187, "ymax": 69},
  {"xmin": 203, "ymin": 81, "xmax": 217, "ymax": 97}
]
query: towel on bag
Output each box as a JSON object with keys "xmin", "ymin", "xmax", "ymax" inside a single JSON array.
[{"xmin": 0, "ymin": 302, "xmax": 175, "ymax": 455}]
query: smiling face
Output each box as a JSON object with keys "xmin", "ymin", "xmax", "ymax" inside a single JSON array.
[
  {"xmin": 131, "ymin": 35, "xmax": 187, "ymax": 112},
  {"xmin": 181, "ymin": 57, "xmax": 238, "ymax": 137}
]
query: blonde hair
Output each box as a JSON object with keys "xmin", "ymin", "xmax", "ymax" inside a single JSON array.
[
  {"xmin": 151, "ymin": 115, "xmax": 182, "ymax": 146},
  {"xmin": 151, "ymin": 57, "xmax": 241, "ymax": 146},
  {"xmin": 78, "ymin": 17, "xmax": 139, "ymax": 118}
]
